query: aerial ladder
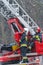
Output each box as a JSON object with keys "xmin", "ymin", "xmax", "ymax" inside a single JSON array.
[
  {"xmin": 0, "ymin": 0, "xmax": 42, "ymax": 65},
  {"xmin": 0, "ymin": 0, "xmax": 39, "ymax": 35}
]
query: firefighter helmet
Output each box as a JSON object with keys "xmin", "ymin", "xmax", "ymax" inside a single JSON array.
[
  {"xmin": 24, "ymin": 28, "xmax": 29, "ymax": 35},
  {"xmin": 36, "ymin": 27, "xmax": 41, "ymax": 33}
]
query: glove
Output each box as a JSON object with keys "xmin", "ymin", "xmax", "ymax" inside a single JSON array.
[
  {"xmin": 19, "ymin": 39, "xmax": 21, "ymax": 42},
  {"xmin": 25, "ymin": 36, "xmax": 28, "ymax": 41},
  {"xmin": 29, "ymin": 46, "xmax": 31, "ymax": 50}
]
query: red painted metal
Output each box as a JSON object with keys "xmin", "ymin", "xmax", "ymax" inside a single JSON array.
[
  {"xmin": 34, "ymin": 41, "xmax": 43, "ymax": 55},
  {"xmin": 0, "ymin": 55, "xmax": 20, "ymax": 62},
  {"xmin": 7, "ymin": 18, "xmax": 24, "ymax": 32}
]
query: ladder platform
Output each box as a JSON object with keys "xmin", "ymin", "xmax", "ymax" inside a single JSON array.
[
  {"xmin": 8, "ymin": 61, "xmax": 39, "ymax": 65},
  {"xmin": 0, "ymin": 53, "xmax": 38, "ymax": 58},
  {"xmin": 8, "ymin": 53, "xmax": 38, "ymax": 58}
]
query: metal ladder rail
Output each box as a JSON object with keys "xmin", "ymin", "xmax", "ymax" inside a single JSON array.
[
  {"xmin": 0, "ymin": 0, "xmax": 36, "ymax": 35},
  {"xmin": 7, "ymin": 0, "xmax": 39, "ymax": 29},
  {"xmin": 0, "ymin": 0, "xmax": 30, "ymax": 28},
  {"xmin": 0, "ymin": 1, "xmax": 15, "ymax": 20}
]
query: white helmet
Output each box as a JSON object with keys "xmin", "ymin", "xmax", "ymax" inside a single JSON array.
[{"xmin": 24, "ymin": 28, "xmax": 29, "ymax": 35}]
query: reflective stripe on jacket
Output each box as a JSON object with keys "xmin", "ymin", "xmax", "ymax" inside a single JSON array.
[{"xmin": 21, "ymin": 44, "xmax": 27, "ymax": 47}]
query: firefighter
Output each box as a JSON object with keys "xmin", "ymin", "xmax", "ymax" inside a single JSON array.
[
  {"xmin": 36, "ymin": 27, "xmax": 42, "ymax": 42},
  {"xmin": 27, "ymin": 27, "xmax": 42, "ymax": 52},
  {"xmin": 33, "ymin": 27, "xmax": 42, "ymax": 42},
  {"xmin": 27, "ymin": 33, "xmax": 34, "ymax": 53},
  {"xmin": 19, "ymin": 28, "xmax": 30, "ymax": 63}
]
